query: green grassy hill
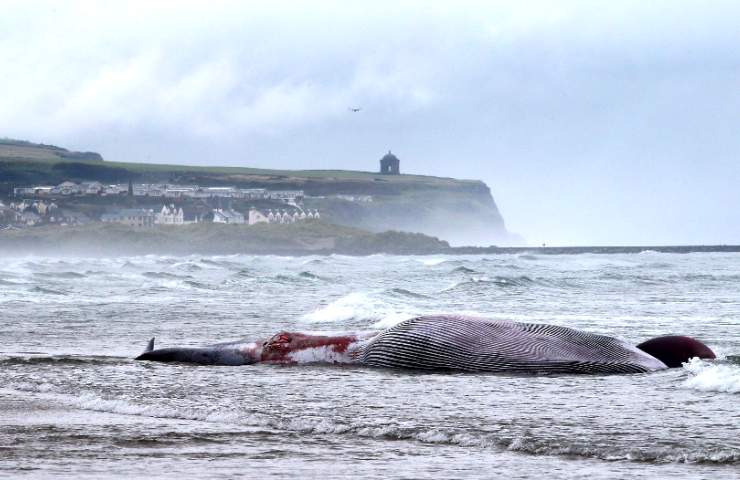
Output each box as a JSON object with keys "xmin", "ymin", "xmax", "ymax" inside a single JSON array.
[{"xmin": 1, "ymin": 138, "xmax": 474, "ymax": 190}]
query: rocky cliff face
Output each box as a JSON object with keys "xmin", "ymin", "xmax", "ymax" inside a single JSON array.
[{"xmin": 300, "ymin": 181, "xmax": 512, "ymax": 247}]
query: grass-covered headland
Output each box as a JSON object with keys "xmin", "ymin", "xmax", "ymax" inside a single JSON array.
[{"xmin": 1, "ymin": 138, "xmax": 512, "ymax": 246}]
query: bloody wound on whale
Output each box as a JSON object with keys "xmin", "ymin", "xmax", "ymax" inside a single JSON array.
[{"xmin": 136, "ymin": 315, "xmax": 716, "ymax": 374}]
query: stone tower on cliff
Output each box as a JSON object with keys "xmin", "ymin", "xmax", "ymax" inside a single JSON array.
[{"xmin": 379, "ymin": 150, "xmax": 400, "ymax": 175}]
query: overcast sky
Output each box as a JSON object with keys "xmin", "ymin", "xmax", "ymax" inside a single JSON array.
[{"xmin": 2, "ymin": 0, "xmax": 739, "ymax": 245}]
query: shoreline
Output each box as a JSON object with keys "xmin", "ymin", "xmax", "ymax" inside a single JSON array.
[{"xmin": 0, "ymin": 222, "xmax": 739, "ymax": 256}]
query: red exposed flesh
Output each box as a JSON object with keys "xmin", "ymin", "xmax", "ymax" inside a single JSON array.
[{"xmin": 260, "ymin": 332, "xmax": 358, "ymax": 363}]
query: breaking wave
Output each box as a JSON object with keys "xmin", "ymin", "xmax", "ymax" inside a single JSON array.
[
  {"xmin": 443, "ymin": 275, "xmax": 538, "ymax": 291},
  {"xmin": 451, "ymin": 266, "xmax": 477, "ymax": 274},
  {"xmin": 301, "ymin": 291, "xmax": 415, "ymax": 328},
  {"xmin": 683, "ymin": 358, "xmax": 740, "ymax": 394}
]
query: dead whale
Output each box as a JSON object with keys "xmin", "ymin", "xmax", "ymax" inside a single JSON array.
[{"xmin": 136, "ymin": 315, "xmax": 715, "ymax": 374}]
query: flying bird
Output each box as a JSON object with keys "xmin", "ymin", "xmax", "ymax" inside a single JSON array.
[{"xmin": 348, "ymin": 107, "xmax": 362, "ymax": 112}]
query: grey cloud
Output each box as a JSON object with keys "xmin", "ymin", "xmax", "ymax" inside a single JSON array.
[{"xmin": 1, "ymin": 0, "xmax": 739, "ymax": 244}]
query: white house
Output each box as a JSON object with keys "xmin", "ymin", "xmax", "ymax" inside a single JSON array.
[
  {"xmin": 80, "ymin": 181, "xmax": 103, "ymax": 195},
  {"xmin": 132, "ymin": 184, "xmax": 166, "ymax": 197},
  {"xmin": 101, "ymin": 209, "xmax": 155, "ymax": 227},
  {"xmin": 268, "ymin": 190, "xmax": 304, "ymax": 203},
  {"xmin": 240, "ymin": 189, "xmax": 268, "ymax": 199},
  {"xmin": 248, "ymin": 208, "xmax": 269, "ymax": 225},
  {"xmin": 333, "ymin": 194, "xmax": 373, "ymax": 202},
  {"xmin": 102, "ymin": 184, "xmax": 127, "ymax": 196},
  {"xmin": 204, "ymin": 187, "xmax": 238, "ymax": 198},
  {"xmin": 212, "ymin": 209, "xmax": 245, "ymax": 224},
  {"xmin": 252, "ymin": 208, "xmax": 319, "ymax": 224},
  {"xmin": 53, "ymin": 181, "xmax": 81, "ymax": 196},
  {"xmin": 34, "ymin": 186, "xmax": 54, "ymax": 196},
  {"xmin": 155, "ymin": 204, "xmax": 184, "ymax": 225},
  {"xmin": 164, "ymin": 186, "xmax": 197, "ymax": 198}
]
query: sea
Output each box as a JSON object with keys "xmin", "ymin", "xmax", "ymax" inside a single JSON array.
[{"xmin": 0, "ymin": 251, "xmax": 738, "ymax": 479}]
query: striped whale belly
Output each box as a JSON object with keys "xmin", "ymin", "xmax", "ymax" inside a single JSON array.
[{"xmin": 359, "ymin": 315, "xmax": 667, "ymax": 374}]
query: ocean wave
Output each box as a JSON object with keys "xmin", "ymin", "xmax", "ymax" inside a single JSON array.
[
  {"xmin": 451, "ymin": 266, "xmax": 477, "ymax": 274},
  {"xmin": 274, "ymin": 271, "xmax": 324, "ymax": 283},
  {"xmin": 142, "ymin": 271, "xmax": 191, "ymax": 280},
  {"xmin": 6, "ymin": 383, "xmax": 737, "ymax": 465},
  {"xmin": 642, "ymin": 262, "xmax": 673, "ymax": 269},
  {"xmin": 443, "ymin": 275, "xmax": 537, "ymax": 291},
  {"xmin": 232, "ymin": 268, "xmax": 253, "ymax": 278},
  {"xmin": 0, "ymin": 354, "xmax": 127, "ymax": 366},
  {"xmin": 33, "ymin": 271, "xmax": 86, "ymax": 279},
  {"xmin": 172, "ymin": 262, "xmax": 203, "ymax": 272},
  {"xmin": 301, "ymin": 258, "xmax": 325, "ymax": 266},
  {"xmin": 301, "ymin": 291, "xmax": 414, "ymax": 328},
  {"xmin": 198, "ymin": 258, "xmax": 241, "ymax": 269},
  {"xmin": 299, "ymin": 271, "xmax": 323, "ymax": 280},
  {"xmin": 183, "ymin": 280, "xmax": 215, "ymax": 290},
  {"xmin": 386, "ymin": 288, "xmax": 430, "ymax": 299},
  {"xmin": 29, "ymin": 286, "xmax": 68, "ymax": 295},
  {"xmin": 683, "ymin": 358, "xmax": 740, "ymax": 394},
  {"xmin": 418, "ymin": 258, "xmax": 448, "ymax": 266}
]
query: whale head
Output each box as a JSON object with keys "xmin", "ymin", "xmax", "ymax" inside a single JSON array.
[
  {"xmin": 135, "ymin": 339, "xmax": 263, "ymax": 366},
  {"xmin": 636, "ymin": 335, "xmax": 715, "ymax": 368}
]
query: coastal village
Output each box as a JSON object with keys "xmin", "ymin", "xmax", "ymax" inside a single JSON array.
[
  {"xmin": 0, "ymin": 150, "xmax": 399, "ymax": 230},
  {"xmin": 0, "ymin": 182, "xmax": 323, "ymax": 228}
]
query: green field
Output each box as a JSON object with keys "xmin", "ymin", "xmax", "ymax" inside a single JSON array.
[{"xmin": 0, "ymin": 138, "xmax": 476, "ymax": 189}]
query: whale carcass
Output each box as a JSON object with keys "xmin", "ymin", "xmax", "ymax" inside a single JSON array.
[{"xmin": 136, "ymin": 315, "xmax": 715, "ymax": 374}]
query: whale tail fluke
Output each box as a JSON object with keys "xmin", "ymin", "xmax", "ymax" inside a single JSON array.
[{"xmin": 143, "ymin": 337, "xmax": 155, "ymax": 355}]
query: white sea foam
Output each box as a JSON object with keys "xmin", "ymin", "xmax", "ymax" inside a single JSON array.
[
  {"xmin": 301, "ymin": 291, "xmax": 415, "ymax": 328},
  {"xmin": 2, "ymin": 384, "xmax": 243, "ymax": 423},
  {"xmin": 418, "ymin": 257, "xmax": 447, "ymax": 266},
  {"xmin": 683, "ymin": 358, "xmax": 740, "ymax": 394},
  {"xmin": 302, "ymin": 292, "xmax": 377, "ymax": 322}
]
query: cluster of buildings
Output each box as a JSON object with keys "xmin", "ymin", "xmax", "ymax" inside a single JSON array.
[
  {"xmin": 1, "ymin": 197, "xmax": 320, "ymax": 229},
  {"xmin": 99, "ymin": 205, "xmax": 320, "ymax": 227},
  {"xmin": 2, "ymin": 149, "xmax": 405, "ymax": 230},
  {"xmin": 12, "ymin": 181, "xmax": 304, "ymax": 204},
  {"xmin": 304, "ymin": 194, "xmax": 373, "ymax": 203},
  {"xmin": 0, "ymin": 199, "xmax": 91, "ymax": 227}
]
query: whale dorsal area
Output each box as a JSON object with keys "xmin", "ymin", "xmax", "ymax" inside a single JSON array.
[{"xmin": 359, "ymin": 315, "xmax": 667, "ymax": 374}]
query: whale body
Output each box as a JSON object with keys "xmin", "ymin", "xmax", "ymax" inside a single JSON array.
[
  {"xmin": 360, "ymin": 315, "xmax": 667, "ymax": 373},
  {"xmin": 136, "ymin": 315, "xmax": 715, "ymax": 374}
]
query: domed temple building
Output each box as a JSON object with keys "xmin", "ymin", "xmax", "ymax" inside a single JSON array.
[{"xmin": 379, "ymin": 150, "xmax": 400, "ymax": 175}]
